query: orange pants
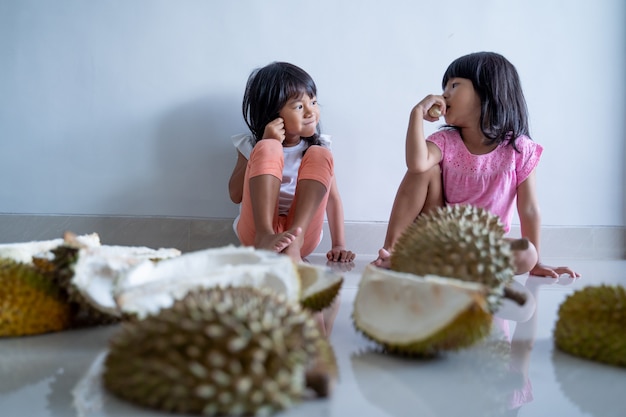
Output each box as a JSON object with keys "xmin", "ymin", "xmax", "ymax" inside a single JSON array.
[{"xmin": 237, "ymin": 139, "xmax": 333, "ymax": 257}]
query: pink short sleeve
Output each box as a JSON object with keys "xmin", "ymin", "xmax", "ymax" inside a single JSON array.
[{"xmin": 515, "ymin": 137, "xmax": 543, "ymax": 186}]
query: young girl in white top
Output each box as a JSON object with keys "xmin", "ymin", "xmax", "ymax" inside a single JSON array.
[
  {"xmin": 374, "ymin": 52, "xmax": 579, "ymax": 278},
  {"xmin": 229, "ymin": 62, "xmax": 355, "ymax": 263}
]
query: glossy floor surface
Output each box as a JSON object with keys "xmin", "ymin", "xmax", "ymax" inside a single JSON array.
[{"xmin": 1, "ymin": 255, "xmax": 624, "ymax": 417}]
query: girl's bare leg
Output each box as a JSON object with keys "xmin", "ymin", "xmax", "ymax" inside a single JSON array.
[
  {"xmin": 249, "ymin": 174, "xmax": 300, "ymax": 252},
  {"xmin": 374, "ymin": 166, "xmax": 443, "ymax": 267},
  {"xmin": 282, "ymin": 179, "xmax": 328, "ymax": 262}
]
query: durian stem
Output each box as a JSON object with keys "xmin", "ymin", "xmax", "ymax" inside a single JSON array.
[
  {"xmin": 305, "ymin": 360, "xmax": 334, "ymax": 397},
  {"xmin": 504, "ymin": 286, "xmax": 527, "ymax": 306}
]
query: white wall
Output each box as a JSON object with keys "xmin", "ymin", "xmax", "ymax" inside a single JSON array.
[{"xmin": 1, "ymin": 0, "xmax": 624, "ymax": 227}]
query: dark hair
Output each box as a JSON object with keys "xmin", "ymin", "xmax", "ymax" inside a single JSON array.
[
  {"xmin": 242, "ymin": 62, "xmax": 321, "ymax": 148},
  {"xmin": 442, "ymin": 52, "xmax": 530, "ymax": 149}
]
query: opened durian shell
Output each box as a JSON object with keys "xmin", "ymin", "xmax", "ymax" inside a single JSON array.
[
  {"xmin": 298, "ymin": 263, "xmax": 344, "ymax": 312},
  {"xmin": 113, "ymin": 246, "xmax": 343, "ymax": 319},
  {"xmin": 0, "ymin": 233, "xmax": 101, "ymax": 264},
  {"xmin": 114, "ymin": 246, "xmax": 301, "ymax": 319},
  {"xmin": 353, "ymin": 265, "xmax": 493, "ymax": 356},
  {"xmin": 42, "ymin": 234, "xmax": 181, "ymax": 325},
  {"xmin": 391, "ymin": 205, "xmax": 516, "ymax": 311}
]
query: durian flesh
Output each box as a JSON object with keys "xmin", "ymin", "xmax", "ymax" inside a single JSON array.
[
  {"xmin": 103, "ymin": 286, "xmax": 332, "ymax": 415},
  {"xmin": 554, "ymin": 285, "xmax": 626, "ymax": 367},
  {"xmin": 353, "ymin": 265, "xmax": 492, "ymax": 356},
  {"xmin": 114, "ymin": 246, "xmax": 343, "ymax": 319},
  {"xmin": 114, "ymin": 246, "xmax": 302, "ymax": 319},
  {"xmin": 0, "ymin": 233, "xmax": 101, "ymax": 264}
]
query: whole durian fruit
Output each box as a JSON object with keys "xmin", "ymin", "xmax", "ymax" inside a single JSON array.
[
  {"xmin": 103, "ymin": 286, "xmax": 336, "ymax": 415},
  {"xmin": 554, "ymin": 285, "xmax": 626, "ymax": 367},
  {"xmin": 0, "ymin": 259, "xmax": 72, "ymax": 337},
  {"xmin": 391, "ymin": 204, "xmax": 516, "ymax": 311},
  {"xmin": 353, "ymin": 265, "xmax": 493, "ymax": 356}
]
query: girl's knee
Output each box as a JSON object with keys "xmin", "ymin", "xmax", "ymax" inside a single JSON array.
[
  {"xmin": 303, "ymin": 145, "xmax": 333, "ymax": 163},
  {"xmin": 513, "ymin": 239, "xmax": 538, "ymax": 275},
  {"xmin": 250, "ymin": 139, "xmax": 282, "ymax": 160}
]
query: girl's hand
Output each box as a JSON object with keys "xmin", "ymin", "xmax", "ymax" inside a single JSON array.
[
  {"xmin": 414, "ymin": 95, "xmax": 446, "ymax": 122},
  {"xmin": 530, "ymin": 262, "xmax": 581, "ymax": 278},
  {"xmin": 326, "ymin": 246, "xmax": 356, "ymax": 263},
  {"xmin": 262, "ymin": 117, "xmax": 286, "ymax": 143}
]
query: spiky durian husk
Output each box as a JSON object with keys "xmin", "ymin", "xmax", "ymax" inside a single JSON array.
[
  {"xmin": 353, "ymin": 265, "xmax": 493, "ymax": 356},
  {"xmin": 390, "ymin": 205, "xmax": 515, "ymax": 311},
  {"xmin": 0, "ymin": 259, "xmax": 72, "ymax": 337},
  {"xmin": 103, "ymin": 286, "xmax": 332, "ymax": 415},
  {"xmin": 301, "ymin": 278, "xmax": 343, "ymax": 312},
  {"xmin": 297, "ymin": 263, "xmax": 343, "ymax": 312},
  {"xmin": 554, "ymin": 285, "xmax": 626, "ymax": 367}
]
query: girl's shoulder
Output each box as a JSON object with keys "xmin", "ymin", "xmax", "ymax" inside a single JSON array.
[
  {"xmin": 512, "ymin": 135, "xmax": 543, "ymax": 154},
  {"xmin": 427, "ymin": 128, "xmax": 462, "ymax": 150},
  {"xmin": 319, "ymin": 134, "xmax": 332, "ymax": 149},
  {"xmin": 231, "ymin": 133, "xmax": 255, "ymax": 159},
  {"xmin": 428, "ymin": 128, "xmax": 460, "ymax": 141}
]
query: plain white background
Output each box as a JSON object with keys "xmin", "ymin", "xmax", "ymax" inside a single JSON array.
[{"xmin": 1, "ymin": 0, "xmax": 624, "ymax": 227}]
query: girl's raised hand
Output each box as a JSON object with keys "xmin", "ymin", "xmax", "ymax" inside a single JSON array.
[
  {"xmin": 262, "ymin": 117, "xmax": 286, "ymax": 143},
  {"xmin": 415, "ymin": 94, "xmax": 446, "ymax": 122}
]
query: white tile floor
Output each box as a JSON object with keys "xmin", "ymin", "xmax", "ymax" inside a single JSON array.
[{"xmin": 0, "ymin": 254, "xmax": 624, "ymax": 417}]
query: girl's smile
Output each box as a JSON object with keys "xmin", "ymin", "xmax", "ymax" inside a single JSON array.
[{"xmin": 279, "ymin": 94, "xmax": 319, "ymax": 145}]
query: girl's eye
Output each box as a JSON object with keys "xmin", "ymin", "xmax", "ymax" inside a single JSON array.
[{"xmin": 311, "ymin": 100, "xmax": 317, "ymax": 106}]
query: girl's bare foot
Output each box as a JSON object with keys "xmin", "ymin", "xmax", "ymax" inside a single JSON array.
[
  {"xmin": 255, "ymin": 227, "xmax": 302, "ymax": 253},
  {"xmin": 372, "ymin": 247, "xmax": 391, "ymax": 269},
  {"xmin": 282, "ymin": 230, "xmax": 304, "ymax": 263}
]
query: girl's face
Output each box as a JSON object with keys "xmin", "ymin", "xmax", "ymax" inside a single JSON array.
[
  {"xmin": 442, "ymin": 77, "xmax": 481, "ymax": 129},
  {"xmin": 279, "ymin": 94, "xmax": 319, "ymax": 144}
]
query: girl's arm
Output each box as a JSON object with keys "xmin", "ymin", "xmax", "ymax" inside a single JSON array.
[
  {"xmin": 228, "ymin": 151, "xmax": 247, "ymax": 204},
  {"xmin": 405, "ymin": 95, "xmax": 445, "ymax": 173},
  {"xmin": 325, "ymin": 176, "xmax": 355, "ymax": 262},
  {"xmin": 517, "ymin": 171, "xmax": 580, "ymax": 278}
]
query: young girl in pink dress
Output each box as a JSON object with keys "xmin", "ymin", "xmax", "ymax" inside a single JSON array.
[
  {"xmin": 374, "ymin": 52, "xmax": 578, "ymax": 278},
  {"xmin": 229, "ymin": 62, "xmax": 355, "ymax": 264}
]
